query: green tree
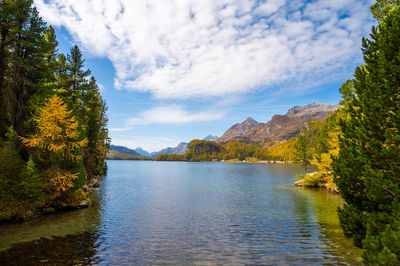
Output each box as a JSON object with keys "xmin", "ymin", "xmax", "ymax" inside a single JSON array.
[
  {"xmin": 333, "ymin": 6, "xmax": 400, "ymax": 263},
  {"xmin": 82, "ymin": 77, "xmax": 109, "ymax": 178},
  {"xmin": 19, "ymin": 156, "xmax": 44, "ymax": 219},
  {"xmin": 2, "ymin": 0, "xmax": 50, "ymax": 141},
  {"xmin": 0, "ymin": 0, "xmax": 18, "ymax": 137},
  {"xmin": 0, "ymin": 127, "xmax": 24, "ymax": 219},
  {"xmin": 294, "ymin": 123, "xmax": 316, "ymax": 174},
  {"xmin": 371, "ymin": 0, "xmax": 400, "ymax": 21},
  {"xmin": 66, "ymin": 45, "xmax": 91, "ymax": 106}
]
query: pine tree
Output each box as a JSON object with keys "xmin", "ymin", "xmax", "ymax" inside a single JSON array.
[
  {"xmin": 19, "ymin": 156, "xmax": 44, "ymax": 219},
  {"xmin": 333, "ymin": 6, "xmax": 400, "ymax": 262},
  {"xmin": 3, "ymin": 0, "xmax": 50, "ymax": 140},
  {"xmin": 371, "ymin": 0, "xmax": 400, "ymax": 21},
  {"xmin": 82, "ymin": 77, "xmax": 109, "ymax": 178},
  {"xmin": 66, "ymin": 45, "xmax": 91, "ymax": 106},
  {"xmin": 294, "ymin": 123, "xmax": 317, "ymax": 174},
  {"xmin": 0, "ymin": 126, "xmax": 24, "ymax": 219},
  {"xmin": 0, "ymin": 0, "xmax": 17, "ymax": 137}
]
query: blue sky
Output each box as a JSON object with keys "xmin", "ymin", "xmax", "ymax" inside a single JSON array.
[{"xmin": 35, "ymin": 0, "xmax": 375, "ymax": 152}]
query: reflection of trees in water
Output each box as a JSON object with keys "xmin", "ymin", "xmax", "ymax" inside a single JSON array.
[
  {"xmin": 291, "ymin": 187, "xmax": 362, "ymax": 264},
  {"xmin": 0, "ymin": 231, "xmax": 101, "ymax": 265},
  {"xmin": 0, "ymin": 190, "xmax": 104, "ymax": 264}
]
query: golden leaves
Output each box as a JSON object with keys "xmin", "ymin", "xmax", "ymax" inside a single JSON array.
[
  {"xmin": 20, "ymin": 95, "xmax": 87, "ymax": 161},
  {"xmin": 20, "ymin": 94, "xmax": 88, "ymax": 192},
  {"xmin": 52, "ymin": 171, "xmax": 79, "ymax": 192}
]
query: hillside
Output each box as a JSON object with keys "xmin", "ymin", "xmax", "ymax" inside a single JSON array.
[{"xmin": 217, "ymin": 103, "xmax": 338, "ymax": 144}]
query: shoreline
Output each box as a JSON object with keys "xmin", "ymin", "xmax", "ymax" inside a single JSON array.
[{"xmin": 0, "ymin": 177, "xmax": 101, "ymax": 225}]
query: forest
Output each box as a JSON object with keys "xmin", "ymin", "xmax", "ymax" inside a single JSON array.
[{"xmin": 0, "ymin": 0, "xmax": 109, "ymax": 222}]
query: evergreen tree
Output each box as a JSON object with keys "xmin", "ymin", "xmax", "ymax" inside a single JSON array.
[
  {"xmin": 371, "ymin": 0, "xmax": 400, "ymax": 21},
  {"xmin": 294, "ymin": 123, "xmax": 317, "ymax": 174},
  {"xmin": 19, "ymin": 156, "xmax": 44, "ymax": 219},
  {"xmin": 0, "ymin": 126, "xmax": 24, "ymax": 219},
  {"xmin": 82, "ymin": 77, "xmax": 109, "ymax": 178},
  {"xmin": 66, "ymin": 45, "xmax": 91, "ymax": 106},
  {"xmin": 3, "ymin": 0, "xmax": 50, "ymax": 141},
  {"xmin": 0, "ymin": 0, "xmax": 17, "ymax": 137},
  {"xmin": 333, "ymin": 6, "xmax": 400, "ymax": 263}
]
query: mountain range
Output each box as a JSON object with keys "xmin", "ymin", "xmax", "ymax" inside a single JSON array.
[
  {"xmin": 151, "ymin": 135, "xmax": 219, "ymax": 157},
  {"xmin": 110, "ymin": 103, "xmax": 337, "ymax": 157},
  {"xmin": 112, "ymin": 135, "xmax": 219, "ymax": 157},
  {"xmin": 217, "ymin": 103, "xmax": 338, "ymax": 144}
]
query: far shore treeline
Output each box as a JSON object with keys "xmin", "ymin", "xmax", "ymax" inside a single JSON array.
[{"xmin": 0, "ymin": 0, "xmax": 109, "ymax": 222}]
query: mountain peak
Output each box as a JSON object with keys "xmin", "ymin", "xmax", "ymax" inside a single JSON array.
[
  {"xmin": 244, "ymin": 117, "xmax": 257, "ymax": 123},
  {"xmin": 286, "ymin": 103, "xmax": 338, "ymax": 118},
  {"xmin": 217, "ymin": 117, "xmax": 260, "ymax": 142},
  {"xmin": 203, "ymin": 134, "xmax": 219, "ymax": 141}
]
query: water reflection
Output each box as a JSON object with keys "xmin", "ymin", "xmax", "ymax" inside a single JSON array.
[
  {"xmin": 0, "ymin": 231, "xmax": 101, "ymax": 265},
  {"xmin": 0, "ymin": 161, "xmax": 360, "ymax": 264},
  {"xmin": 290, "ymin": 187, "xmax": 362, "ymax": 264}
]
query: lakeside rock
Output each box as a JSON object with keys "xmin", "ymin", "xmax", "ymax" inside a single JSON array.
[{"xmin": 294, "ymin": 172, "xmax": 339, "ymax": 194}]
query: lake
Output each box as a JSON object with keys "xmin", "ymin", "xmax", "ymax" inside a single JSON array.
[{"xmin": 0, "ymin": 160, "xmax": 361, "ymax": 264}]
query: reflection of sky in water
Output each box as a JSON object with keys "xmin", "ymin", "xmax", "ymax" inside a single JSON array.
[{"xmin": 0, "ymin": 161, "xmax": 360, "ymax": 264}]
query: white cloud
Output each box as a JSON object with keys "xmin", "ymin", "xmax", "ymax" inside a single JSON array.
[
  {"xmin": 255, "ymin": 0, "xmax": 286, "ymax": 16},
  {"xmin": 109, "ymin": 105, "xmax": 225, "ymax": 132},
  {"xmin": 34, "ymin": 0, "xmax": 375, "ymax": 99},
  {"xmin": 126, "ymin": 105, "xmax": 225, "ymax": 126}
]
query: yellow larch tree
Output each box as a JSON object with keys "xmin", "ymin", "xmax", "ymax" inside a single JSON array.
[{"xmin": 20, "ymin": 95, "xmax": 87, "ymax": 192}]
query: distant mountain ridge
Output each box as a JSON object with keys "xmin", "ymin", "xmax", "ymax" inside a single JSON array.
[
  {"xmin": 217, "ymin": 103, "xmax": 338, "ymax": 144},
  {"xmin": 110, "ymin": 145, "xmax": 141, "ymax": 156},
  {"xmin": 134, "ymin": 147, "xmax": 152, "ymax": 156},
  {"xmin": 203, "ymin": 134, "xmax": 219, "ymax": 141},
  {"xmin": 153, "ymin": 142, "xmax": 189, "ymax": 157},
  {"xmin": 110, "ymin": 135, "xmax": 220, "ymax": 158}
]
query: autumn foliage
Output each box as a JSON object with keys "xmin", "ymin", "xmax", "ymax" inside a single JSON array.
[{"xmin": 21, "ymin": 95, "xmax": 87, "ymax": 192}]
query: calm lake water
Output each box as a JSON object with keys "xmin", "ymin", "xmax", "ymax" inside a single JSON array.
[{"xmin": 0, "ymin": 160, "xmax": 361, "ymax": 265}]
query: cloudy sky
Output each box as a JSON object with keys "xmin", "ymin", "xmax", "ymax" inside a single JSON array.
[{"xmin": 34, "ymin": 0, "xmax": 375, "ymax": 152}]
